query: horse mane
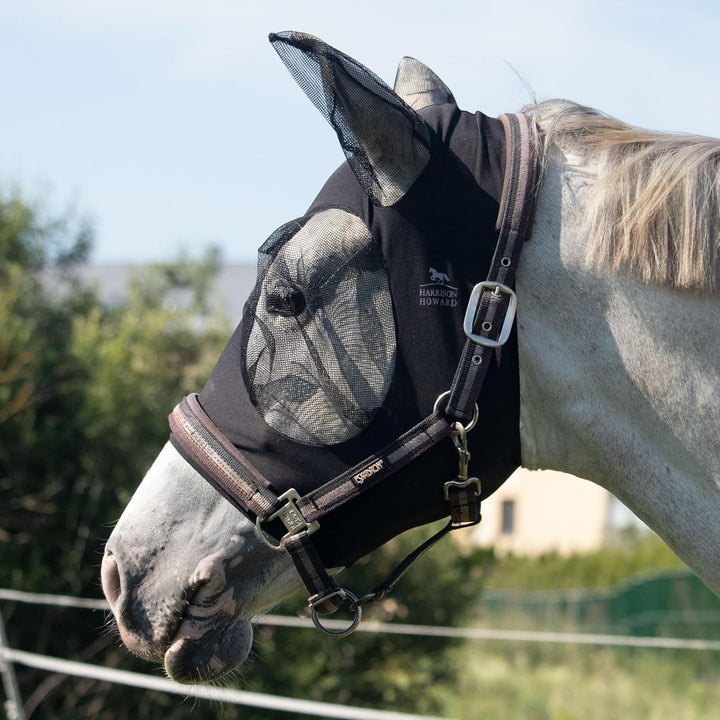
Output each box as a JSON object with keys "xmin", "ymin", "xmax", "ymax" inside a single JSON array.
[{"xmin": 529, "ymin": 99, "xmax": 720, "ymax": 292}]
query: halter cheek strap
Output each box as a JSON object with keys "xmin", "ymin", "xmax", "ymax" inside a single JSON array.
[
  {"xmin": 169, "ymin": 112, "xmax": 539, "ymax": 634},
  {"xmin": 447, "ymin": 113, "xmax": 538, "ymax": 422}
]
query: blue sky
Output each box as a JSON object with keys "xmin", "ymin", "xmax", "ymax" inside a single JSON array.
[{"xmin": 1, "ymin": 1, "xmax": 718, "ymax": 264}]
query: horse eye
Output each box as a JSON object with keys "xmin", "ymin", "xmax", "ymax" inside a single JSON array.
[{"xmin": 266, "ymin": 281, "xmax": 307, "ymax": 317}]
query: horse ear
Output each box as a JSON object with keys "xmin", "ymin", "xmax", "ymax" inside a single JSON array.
[
  {"xmin": 393, "ymin": 57, "xmax": 456, "ymax": 110},
  {"xmin": 270, "ymin": 31, "xmax": 433, "ymax": 206}
]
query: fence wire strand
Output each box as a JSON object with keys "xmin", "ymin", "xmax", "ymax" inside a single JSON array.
[
  {"xmin": 2, "ymin": 587, "xmax": 720, "ymax": 720},
  {"xmin": 0, "ymin": 647, "xmax": 447, "ymax": 720},
  {"xmin": 2, "ymin": 588, "xmax": 719, "ymax": 651}
]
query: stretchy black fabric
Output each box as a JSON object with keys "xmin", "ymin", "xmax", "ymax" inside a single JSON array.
[{"xmin": 199, "ymin": 103, "xmax": 520, "ymax": 567}]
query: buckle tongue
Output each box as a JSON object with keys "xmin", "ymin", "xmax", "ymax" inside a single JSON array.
[{"xmin": 255, "ymin": 488, "xmax": 319, "ymax": 551}]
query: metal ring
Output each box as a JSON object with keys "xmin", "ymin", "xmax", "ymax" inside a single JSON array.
[
  {"xmin": 310, "ymin": 590, "xmax": 362, "ymax": 638},
  {"xmin": 433, "ymin": 391, "xmax": 479, "ymax": 433}
]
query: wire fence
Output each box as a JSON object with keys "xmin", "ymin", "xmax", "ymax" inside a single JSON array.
[
  {"xmin": 3, "ymin": 588, "xmax": 720, "ymax": 651},
  {"xmin": 3, "ymin": 588, "xmax": 720, "ymax": 720},
  {"xmin": 1, "ymin": 646, "xmax": 446, "ymax": 720}
]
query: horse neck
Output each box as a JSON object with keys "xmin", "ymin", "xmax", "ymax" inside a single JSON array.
[{"xmin": 516, "ymin": 143, "xmax": 720, "ymax": 594}]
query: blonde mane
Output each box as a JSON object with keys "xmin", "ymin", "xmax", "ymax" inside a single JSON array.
[{"xmin": 530, "ymin": 100, "xmax": 720, "ymax": 292}]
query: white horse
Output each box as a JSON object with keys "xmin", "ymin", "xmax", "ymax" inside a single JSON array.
[{"xmin": 101, "ymin": 32, "xmax": 720, "ymax": 683}]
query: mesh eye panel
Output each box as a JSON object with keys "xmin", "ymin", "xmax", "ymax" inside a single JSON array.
[{"xmin": 243, "ymin": 208, "xmax": 396, "ymax": 446}]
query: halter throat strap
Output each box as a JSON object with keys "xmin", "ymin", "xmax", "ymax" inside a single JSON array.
[{"xmin": 169, "ymin": 112, "xmax": 539, "ymax": 629}]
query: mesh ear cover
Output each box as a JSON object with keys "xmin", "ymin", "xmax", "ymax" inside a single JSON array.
[
  {"xmin": 270, "ymin": 31, "xmax": 432, "ymax": 206},
  {"xmin": 242, "ymin": 208, "xmax": 396, "ymax": 446}
]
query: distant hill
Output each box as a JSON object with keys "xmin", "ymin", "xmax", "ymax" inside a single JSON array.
[{"xmin": 46, "ymin": 262, "xmax": 258, "ymax": 328}]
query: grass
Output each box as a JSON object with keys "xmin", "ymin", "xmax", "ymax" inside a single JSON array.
[
  {"xmin": 435, "ymin": 533, "xmax": 720, "ymax": 719},
  {"xmin": 444, "ymin": 643, "xmax": 720, "ymax": 720}
]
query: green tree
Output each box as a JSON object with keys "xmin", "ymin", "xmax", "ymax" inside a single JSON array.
[
  {"xmin": 0, "ymin": 190, "xmax": 230, "ymax": 718},
  {"xmin": 1, "ymin": 194, "xmax": 95, "ymax": 592}
]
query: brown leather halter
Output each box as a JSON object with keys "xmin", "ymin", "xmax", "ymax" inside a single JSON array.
[{"xmin": 169, "ymin": 112, "xmax": 539, "ymax": 636}]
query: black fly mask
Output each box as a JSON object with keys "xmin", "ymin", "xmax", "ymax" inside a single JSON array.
[{"xmin": 174, "ymin": 32, "xmax": 529, "ymax": 596}]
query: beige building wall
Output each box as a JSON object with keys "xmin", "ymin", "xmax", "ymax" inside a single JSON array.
[{"xmin": 469, "ymin": 468, "xmax": 612, "ymax": 556}]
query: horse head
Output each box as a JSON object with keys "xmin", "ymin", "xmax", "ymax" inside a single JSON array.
[{"xmin": 102, "ymin": 32, "xmax": 522, "ymax": 682}]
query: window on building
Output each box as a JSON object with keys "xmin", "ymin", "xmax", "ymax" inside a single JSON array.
[{"xmin": 501, "ymin": 499, "xmax": 515, "ymax": 535}]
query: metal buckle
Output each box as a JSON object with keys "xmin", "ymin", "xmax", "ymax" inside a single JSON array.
[
  {"xmin": 255, "ymin": 488, "xmax": 319, "ymax": 551},
  {"xmin": 444, "ymin": 476, "xmax": 482, "ymax": 501},
  {"xmin": 463, "ymin": 281, "xmax": 517, "ymax": 348}
]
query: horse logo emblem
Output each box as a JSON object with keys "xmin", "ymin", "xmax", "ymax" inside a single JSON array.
[
  {"xmin": 418, "ymin": 267, "xmax": 458, "ymax": 307},
  {"xmin": 429, "ymin": 267, "xmax": 451, "ymax": 285}
]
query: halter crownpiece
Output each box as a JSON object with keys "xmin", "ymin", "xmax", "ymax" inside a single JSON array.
[{"xmin": 169, "ymin": 107, "xmax": 539, "ymax": 635}]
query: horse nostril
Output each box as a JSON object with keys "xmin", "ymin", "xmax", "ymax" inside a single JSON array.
[{"xmin": 101, "ymin": 550, "xmax": 122, "ymax": 608}]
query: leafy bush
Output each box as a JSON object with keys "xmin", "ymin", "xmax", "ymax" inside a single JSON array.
[
  {"xmin": 485, "ymin": 533, "xmax": 686, "ymax": 592},
  {"xmin": 0, "ymin": 191, "xmax": 229, "ymax": 718}
]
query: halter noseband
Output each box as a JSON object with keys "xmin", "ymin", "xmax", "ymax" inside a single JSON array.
[{"xmin": 169, "ymin": 113, "xmax": 538, "ymax": 636}]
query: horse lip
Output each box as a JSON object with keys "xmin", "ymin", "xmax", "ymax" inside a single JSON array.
[
  {"xmin": 165, "ymin": 580, "xmax": 207, "ymax": 638},
  {"xmin": 162, "ymin": 583, "xmax": 254, "ymax": 682},
  {"xmin": 112, "ymin": 579, "xmax": 205, "ymax": 664},
  {"xmin": 164, "ymin": 617, "xmax": 254, "ymax": 683}
]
